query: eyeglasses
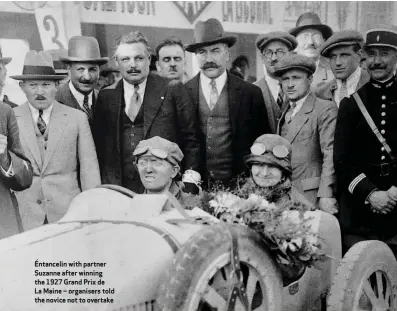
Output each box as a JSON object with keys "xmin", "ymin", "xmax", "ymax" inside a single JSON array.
[
  {"xmin": 250, "ymin": 143, "xmax": 289, "ymax": 159},
  {"xmin": 262, "ymin": 49, "xmax": 287, "ymax": 59},
  {"xmin": 136, "ymin": 157, "xmax": 167, "ymax": 168}
]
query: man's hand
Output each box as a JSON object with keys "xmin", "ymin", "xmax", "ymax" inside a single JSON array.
[
  {"xmin": 0, "ymin": 134, "xmax": 10, "ymax": 167},
  {"xmin": 368, "ymin": 190, "xmax": 397, "ymax": 214},
  {"xmin": 387, "ymin": 186, "xmax": 397, "ymax": 201},
  {"xmin": 318, "ymin": 197, "xmax": 338, "ymax": 214}
]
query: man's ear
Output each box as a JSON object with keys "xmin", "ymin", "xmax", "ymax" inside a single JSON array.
[
  {"xmin": 156, "ymin": 61, "xmax": 161, "ymax": 72},
  {"xmin": 172, "ymin": 165, "xmax": 180, "ymax": 179},
  {"xmin": 19, "ymin": 81, "xmax": 24, "ymax": 89}
]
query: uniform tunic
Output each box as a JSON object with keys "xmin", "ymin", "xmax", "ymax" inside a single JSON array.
[{"xmin": 334, "ymin": 76, "xmax": 397, "ymax": 239}]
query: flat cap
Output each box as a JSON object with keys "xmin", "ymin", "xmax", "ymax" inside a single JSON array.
[
  {"xmin": 364, "ymin": 26, "xmax": 397, "ymax": 51},
  {"xmin": 133, "ymin": 136, "xmax": 183, "ymax": 166},
  {"xmin": 255, "ymin": 31, "xmax": 298, "ymax": 52},
  {"xmin": 320, "ymin": 30, "xmax": 364, "ymax": 57},
  {"xmin": 273, "ymin": 54, "xmax": 316, "ymax": 77}
]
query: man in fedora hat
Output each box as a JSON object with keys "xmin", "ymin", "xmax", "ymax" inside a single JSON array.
[
  {"xmin": 184, "ymin": 18, "xmax": 270, "ymax": 188},
  {"xmin": 334, "ymin": 26, "xmax": 397, "ymax": 252},
  {"xmin": 55, "ymin": 36, "xmax": 108, "ymax": 127},
  {"xmin": 95, "ymin": 62, "xmax": 120, "ymax": 91},
  {"xmin": 316, "ymin": 30, "xmax": 370, "ymax": 106},
  {"xmin": 290, "ymin": 12, "xmax": 334, "ymax": 88},
  {"xmin": 12, "ymin": 50, "xmax": 101, "ymax": 231},
  {"xmin": 254, "ymin": 31, "xmax": 298, "ymax": 133},
  {"xmin": 93, "ymin": 30, "xmax": 200, "ymax": 194},
  {"xmin": 274, "ymin": 54, "xmax": 338, "ymax": 213},
  {"xmin": 46, "ymin": 48, "xmax": 70, "ymax": 87}
]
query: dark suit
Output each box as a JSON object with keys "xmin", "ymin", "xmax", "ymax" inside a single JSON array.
[
  {"xmin": 55, "ymin": 83, "xmax": 97, "ymax": 126},
  {"xmin": 185, "ymin": 72, "xmax": 270, "ymax": 183},
  {"xmin": 0, "ymin": 102, "xmax": 33, "ymax": 238},
  {"xmin": 93, "ymin": 74, "xmax": 200, "ymax": 191}
]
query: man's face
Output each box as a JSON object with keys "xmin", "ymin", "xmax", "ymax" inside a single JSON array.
[
  {"xmin": 0, "ymin": 63, "xmax": 7, "ymax": 92},
  {"xmin": 156, "ymin": 45, "xmax": 185, "ymax": 82},
  {"xmin": 365, "ymin": 46, "xmax": 397, "ymax": 81},
  {"xmin": 20, "ymin": 80, "xmax": 57, "ymax": 110},
  {"xmin": 136, "ymin": 155, "xmax": 178, "ymax": 193},
  {"xmin": 329, "ymin": 45, "xmax": 361, "ymax": 80},
  {"xmin": 252, "ymin": 163, "xmax": 283, "ymax": 188},
  {"xmin": 115, "ymin": 42, "xmax": 150, "ymax": 85},
  {"xmin": 260, "ymin": 40, "xmax": 291, "ymax": 77},
  {"xmin": 195, "ymin": 43, "xmax": 229, "ymax": 79},
  {"xmin": 295, "ymin": 28, "xmax": 325, "ymax": 59},
  {"xmin": 69, "ymin": 63, "xmax": 99, "ymax": 95},
  {"xmin": 280, "ymin": 69, "xmax": 312, "ymax": 102}
]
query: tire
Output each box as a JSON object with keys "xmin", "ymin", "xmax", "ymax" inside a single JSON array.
[
  {"xmin": 157, "ymin": 224, "xmax": 283, "ymax": 311},
  {"xmin": 327, "ymin": 240, "xmax": 397, "ymax": 311}
]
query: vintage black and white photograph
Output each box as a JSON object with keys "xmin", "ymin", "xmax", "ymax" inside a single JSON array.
[{"xmin": 0, "ymin": 1, "xmax": 396, "ymax": 310}]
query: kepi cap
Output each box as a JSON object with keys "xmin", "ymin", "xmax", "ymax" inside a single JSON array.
[{"xmin": 364, "ymin": 26, "xmax": 397, "ymax": 51}]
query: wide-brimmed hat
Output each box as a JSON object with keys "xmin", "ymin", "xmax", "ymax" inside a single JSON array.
[
  {"xmin": 245, "ymin": 134, "xmax": 292, "ymax": 173},
  {"xmin": 364, "ymin": 26, "xmax": 397, "ymax": 51},
  {"xmin": 289, "ymin": 12, "xmax": 333, "ymax": 40},
  {"xmin": 273, "ymin": 54, "xmax": 316, "ymax": 78},
  {"xmin": 61, "ymin": 36, "xmax": 108, "ymax": 65},
  {"xmin": 45, "ymin": 48, "xmax": 69, "ymax": 75},
  {"xmin": 185, "ymin": 18, "xmax": 237, "ymax": 53},
  {"xmin": 256, "ymin": 31, "xmax": 298, "ymax": 52},
  {"xmin": 10, "ymin": 50, "xmax": 67, "ymax": 80},
  {"xmin": 320, "ymin": 30, "xmax": 364, "ymax": 57},
  {"xmin": 0, "ymin": 47, "xmax": 11, "ymax": 65}
]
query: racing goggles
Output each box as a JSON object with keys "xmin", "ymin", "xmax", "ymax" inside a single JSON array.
[
  {"xmin": 133, "ymin": 146, "xmax": 168, "ymax": 159},
  {"xmin": 250, "ymin": 143, "xmax": 289, "ymax": 159}
]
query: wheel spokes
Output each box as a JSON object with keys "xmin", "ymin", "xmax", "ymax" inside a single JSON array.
[
  {"xmin": 246, "ymin": 269, "xmax": 259, "ymax": 303},
  {"xmin": 202, "ymin": 285, "xmax": 227, "ymax": 309},
  {"xmin": 363, "ymin": 279, "xmax": 380, "ymax": 306},
  {"xmin": 375, "ymin": 271, "xmax": 384, "ymax": 302}
]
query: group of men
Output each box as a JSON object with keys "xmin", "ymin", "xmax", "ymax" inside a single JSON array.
[{"xmin": 1, "ymin": 12, "xmax": 397, "ymax": 252}]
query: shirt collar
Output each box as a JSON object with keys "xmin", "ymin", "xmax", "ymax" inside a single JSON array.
[
  {"xmin": 123, "ymin": 78, "xmax": 147, "ymax": 95},
  {"xmin": 290, "ymin": 92, "xmax": 310, "ymax": 108},
  {"xmin": 69, "ymin": 81, "xmax": 93, "ymax": 102},
  {"xmin": 336, "ymin": 66, "xmax": 361, "ymax": 90},
  {"xmin": 200, "ymin": 70, "xmax": 227, "ymax": 93},
  {"xmin": 371, "ymin": 75, "xmax": 396, "ymax": 89}
]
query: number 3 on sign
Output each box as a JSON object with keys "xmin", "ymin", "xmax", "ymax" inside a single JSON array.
[{"xmin": 43, "ymin": 15, "xmax": 64, "ymax": 49}]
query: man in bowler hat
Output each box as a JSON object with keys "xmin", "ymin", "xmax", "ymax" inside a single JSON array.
[
  {"xmin": 12, "ymin": 51, "xmax": 100, "ymax": 231},
  {"xmin": 334, "ymin": 26, "xmax": 397, "ymax": 251},
  {"xmin": 316, "ymin": 30, "xmax": 370, "ymax": 106},
  {"xmin": 184, "ymin": 18, "xmax": 270, "ymax": 187},
  {"xmin": 275, "ymin": 54, "xmax": 338, "ymax": 213},
  {"xmin": 290, "ymin": 12, "xmax": 334, "ymax": 88},
  {"xmin": 55, "ymin": 36, "xmax": 108, "ymax": 127},
  {"xmin": 254, "ymin": 31, "xmax": 298, "ymax": 133},
  {"xmin": 93, "ymin": 31, "xmax": 200, "ymax": 194}
]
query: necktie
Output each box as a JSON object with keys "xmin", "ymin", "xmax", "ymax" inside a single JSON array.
[
  {"xmin": 37, "ymin": 109, "xmax": 46, "ymax": 135},
  {"xmin": 127, "ymin": 84, "xmax": 141, "ymax": 122},
  {"xmin": 285, "ymin": 102, "xmax": 297, "ymax": 124},
  {"xmin": 83, "ymin": 94, "xmax": 91, "ymax": 118},
  {"xmin": 339, "ymin": 80, "xmax": 348, "ymax": 102},
  {"xmin": 276, "ymin": 84, "xmax": 284, "ymax": 109},
  {"xmin": 209, "ymin": 79, "xmax": 218, "ymax": 110}
]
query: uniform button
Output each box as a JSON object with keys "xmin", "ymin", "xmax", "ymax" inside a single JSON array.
[
  {"xmin": 208, "ymin": 136, "xmax": 211, "ymax": 139},
  {"xmin": 37, "ymin": 199, "xmax": 42, "ymax": 204},
  {"xmin": 382, "ymin": 104, "xmax": 386, "ymax": 108},
  {"xmin": 132, "ymin": 125, "xmax": 134, "ymax": 128},
  {"xmin": 132, "ymin": 134, "xmax": 135, "ymax": 137},
  {"xmin": 382, "ymin": 95, "xmax": 386, "ymax": 100},
  {"xmin": 381, "ymin": 130, "xmax": 385, "ymax": 134},
  {"xmin": 381, "ymin": 156, "xmax": 386, "ymax": 160},
  {"xmin": 381, "ymin": 147, "xmax": 385, "ymax": 151},
  {"xmin": 208, "ymin": 146, "xmax": 211, "ymax": 150},
  {"xmin": 382, "ymin": 112, "xmax": 386, "ymax": 116},
  {"xmin": 209, "ymin": 126, "xmax": 212, "ymax": 129},
  {"xmin": 381, "ymin": 120, "xmax": 386, "ymax": 125},
  {"xmin": 210, "ymin": 171, "xmax": 214, "ymax": 176}
]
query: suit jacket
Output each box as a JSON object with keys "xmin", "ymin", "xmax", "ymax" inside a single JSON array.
[
  {"xmin": 185, "ymin": 72, "xmax": 270, "ymax": 181},
  {"xmin": 55, "ymin": 83, "xmax": 98, "ymax": 126},
  {"xmin": 277, "ymin": 92, "xmax": 337, "ymax": 205},
  {"xmin": 14, "ymin": 101, "xmax": 101, "ymax": 231},
  {"xmin": 315, "ymin": 68, "xmax": 370, "ymax": 102},
  {"xmin": 0, "ymin": 102, "xmax": 32, "ymax": 238},
  {"xmin": 254, "ymin": 77, "xmax": 281, "ymax": 134},
  {"xmin": 312, "ymin": 57, "xmax": 334, "ymax": 90},
  {"xmin": 93, "ymin": 74, "xmax": 200, "ymax": 190}
]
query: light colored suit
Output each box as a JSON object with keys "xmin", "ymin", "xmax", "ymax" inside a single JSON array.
[
  {"xmin": 312, "ymin": 57, "xmax": 334, "ymax": 90},
  {"xmin": 14, "ymin": 101, "xmax": 101, "ymax": 230},
  {"xmin": 277, "ymin": 92, "xmax": 337, "ymax": 205}
]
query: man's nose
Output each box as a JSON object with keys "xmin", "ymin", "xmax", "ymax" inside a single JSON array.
[
  {"xmin": 288, "ymin": 79, "xmax": 294, "ymax": 88},
  {"xmin": 271, "ymin": 52, "xmax": 278, "ymax": 61},
  {"xmin": 335, "ymin": 56, "xmax": 342, "ymax": 66},
  {"xmin": 307, "ymin": 35, "xmax": 314, "ymax": 45},
  {"xmin": 261, "ymin": 165, "xmax": 269, "ymax": 175},
  {"xmin": 82, "ymin": 70, "xmax": 90, "ymax": 80},
  {"xmin": 373, "ymin": 54, "xmax": 382, "ymax": 64}
]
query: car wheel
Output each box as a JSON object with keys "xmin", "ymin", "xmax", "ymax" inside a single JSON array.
[
  {"xmin": 157, "ymin": 224, "xmax": 283, "ymax": 311},
  {"xmin": 327, "ymin": 240, "xmax": 397, "ymax": 311}
]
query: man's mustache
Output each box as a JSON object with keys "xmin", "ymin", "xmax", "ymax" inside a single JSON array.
[
  {"xmin": 127, "ymin": 68, "xmax": 141, "ymax": 74},
  {"xmin": 168, "ymin": 66, "xmax": 177, "ymax": 72},
  {"xmin": 368, "ymin": 64, "xmax": 386, "ymax": 70},
  {"xmin": 78, "ymin": 78, "xmax": 94, "ymax": 84},
  {"xmin": 35, "ymin": 95, "xmax": 47, "ymax": 100},
  {"xmin": 202, "ymin": 62, "xmax": 219, "ymax": 70},
  {"xmin": 270, "ymin": 59, "xmax": 278, "ymax": 66}
]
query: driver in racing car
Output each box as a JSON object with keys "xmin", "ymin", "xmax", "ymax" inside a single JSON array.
[{"xmin": 133, "ymin": 136, "xmax": 198, "ymax": 203}]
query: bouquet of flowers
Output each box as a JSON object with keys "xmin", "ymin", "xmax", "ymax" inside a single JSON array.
[{"xmin": 188, "ymin": 178, "xmax": 327, "ymax": 269}]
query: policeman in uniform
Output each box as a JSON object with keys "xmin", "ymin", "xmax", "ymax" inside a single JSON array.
[{"xmin": 334, "ymin": 26, "xmax": 397, "ymax": 251}]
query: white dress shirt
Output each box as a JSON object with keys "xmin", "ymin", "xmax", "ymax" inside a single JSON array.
[
  {"xmin": 28, "ymin": 102, "xmax": 53, "ymax": 127},
  {"xmin": 123, "ymin": 78, "xmax": 147, "ymax": 115},
  {"xmin": 290, "ymin": 93, "xmax": 310, "ymax": 118},
  {"xmin": 334, "ymin": 66, "xmax": 362, "ymax": 107},
  {"xmin": 69, "ymin": 81, "xmax": 94, "ymax": 110},
  {"xmin": 200, "ymin": 70, "xmax": 227, "ymax": 107},
  {"xmin": 264, "ymin": 74, "xmax": 281, "ymax": 102}
]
